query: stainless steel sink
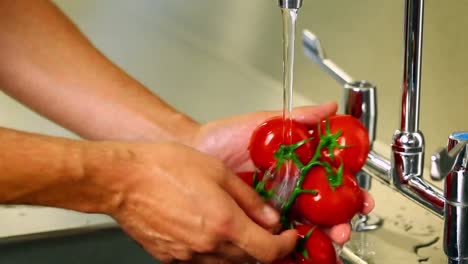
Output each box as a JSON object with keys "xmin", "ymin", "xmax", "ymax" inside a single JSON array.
[
  {"xmin": 0, "ymin": 225, "xmax": 369, "ymax": 264},
  {"xmin": 0, "ymin": 225, "xmax": 159, "ymax": 264},
  {"xmin": 0, "ymin": 225, "xmax": 362, "ymax": 264},
  {"xmin": 341, "ymin": 178, "xmax": 446, "ymax": 264}
]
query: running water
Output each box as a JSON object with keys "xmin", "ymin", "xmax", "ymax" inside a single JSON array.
[
  {"xmin": 268, "ymin": 8, "xmax": 300, "ymax": 211},
  {"xmin": 281, "ymin": 8, "xmax": 298, "ymax": 146}
]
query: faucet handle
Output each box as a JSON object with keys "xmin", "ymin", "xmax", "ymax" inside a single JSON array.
[
  {"xmin": 302, "ymin": 30, "xmax": 377, "ymax": 144},
  {"xmin": 302, "ymin": 30, "xmax": 353, "ymax": 86},
  {"xmin": 431, "ymin": 131, "xmax": 468, "ymax": 180},
  {"xmin": 343, "ymin": 81, "xmax": 377, "ymax": 144}
]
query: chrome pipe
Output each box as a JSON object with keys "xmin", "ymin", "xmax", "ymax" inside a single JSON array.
[
  {"xmin": 401, "ymin": 0, "xmax": 424, "ymax": 132},
  {"xmin": 363, "ymin": 151, "xmax": 445, "ymax": 217},
  {"xmin": 363, "ymin": 151, "xmax": 392, "ymax": 184},
  {"xmin": 390, "ymin": 0, "xmax": 445, "ymax": 215}
]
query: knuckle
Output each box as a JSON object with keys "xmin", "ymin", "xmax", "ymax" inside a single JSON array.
[
  {"xmin": 195, "ymin": 236, "xmax": 218, "ymax": 253},
  {"xmin": 262, "ymin": 248, "xmax": 280, "ymax": 263},
  {"xmin": 210, "ymin": 210, "xmax": 236, "ymax": 239},
  {"xmin": 201, "ymin": 156, "xmax": 230, "ymax": 181},
  {"xmin": 210, "ymin": 161, "xmax": 229, "ymax": 182},
  {"xmin": 172, "ymin": 249, "xmax": 193, "ymax": 261},
  {"xmin": 246, "ymin": 192, "xmax": 263, "ymax": 208},
  {"xmin": 155, "ymin": 253, "xmax": 173, "ymax": 263}
]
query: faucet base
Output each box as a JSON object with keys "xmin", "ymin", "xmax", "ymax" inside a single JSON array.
[
  {"xmin": 444, "ymin": 170, "xmax": 468, "ymax": 263},
  {"xmin": 448, "ymin": 258, "xmax": 468, "ymax": 264},
  {"xmin": 352, "ymin": 213, "xmax": 384, "ymax": 232}
]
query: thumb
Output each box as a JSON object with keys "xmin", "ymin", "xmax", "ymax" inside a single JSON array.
[
  {"xmin": 231, "ymin": 219, "xmax": 298, "ymax": 263},
  {"xmin": 292, "ymin": 102, "xmax": 338, "ymax": 126}
]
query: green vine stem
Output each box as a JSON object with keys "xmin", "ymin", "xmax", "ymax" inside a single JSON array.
[
  {"xmin": 251, "ymin": 119, "xmax": 347, "ymax": 227},
  {"xmin": 268, "ymin": 119, "xmax": 346, "ymax": 227},
  {"xmin": 278, "ymin": 141, "xmax": 323, "ymax": 226},
  {"xmin": 295, "ymin": 225, "xmax": 317, "ymax": 259}
]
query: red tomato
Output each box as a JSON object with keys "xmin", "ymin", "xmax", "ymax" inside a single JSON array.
[
  {"xmin": 295, "ymin": 166, "xmax": 363, "ymax": 227},
  {"xmin": 314, "ymin": 115, "xmax": 370, "ymax": 174},
  {"xmin": 249, "ymin": 117, "xmax": 316, "ymax": 170},
  {"xmin": 295, "ymin": 224, "xmax": 337, "ymax": 264}
]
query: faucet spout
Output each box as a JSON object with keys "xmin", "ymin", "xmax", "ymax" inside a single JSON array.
[{"xmin": 278, "ymin": 0, "xmax": 303, "ymax": 9}]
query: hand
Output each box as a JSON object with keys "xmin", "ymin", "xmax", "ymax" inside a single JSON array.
[
  {"xmin": 193, "ymin": 102, "xmax": 338, "ymax": 171},
  {"xmin": 192, "ymin": 102, "xmax": 375, "ymax": 244},
  {"xmin": 90, "ymin": 142, "xmax": 297, "ymax": 263},
  {"xmin": 173, "ymin": 243, "xmax": 257, "ymax": 264}
]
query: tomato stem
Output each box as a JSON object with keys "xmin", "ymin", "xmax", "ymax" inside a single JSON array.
[
  {"xmin": 301, "ymin": 225, "xmax": 317, "ymax": 259},
  {"xmin": 297, "ymin": 189, "xmax": 318, "ymax": 195}
]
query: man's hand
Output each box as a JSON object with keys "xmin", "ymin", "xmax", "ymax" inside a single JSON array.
[
  {"xmin": 89, "ymin": 142, "xmax": 297, "ymax": 263},
  {"xmin": 192, "ymin": 103, "xmax": 338, "ymax": 171},
  {"xmin": 191, "ymin": 102, "xmax": 375, "ymax": 246}
]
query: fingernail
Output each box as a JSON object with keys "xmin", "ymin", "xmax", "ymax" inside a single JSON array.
[{"xmin": 262, "ymin": 205, "xmax": 279, "ymax": 225}]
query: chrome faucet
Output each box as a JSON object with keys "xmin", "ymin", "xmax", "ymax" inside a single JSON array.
[
  {"xmin": 277, "ymin": 0, "xmax": 303, "ymax": 9},
  {"xmin": 302, "ymin": 0, "xmax": 468, "ymax": 263},
  {"xmin": 432, "ymin": 135, "xmax": 468, "ymax": 264}
]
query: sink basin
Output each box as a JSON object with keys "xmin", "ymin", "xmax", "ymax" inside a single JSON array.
[
  {"xmin": 341, "ymin": 178, "xmax": 446, "ymax": 264},
  {"xmin": 0, "ymin": 225, "xmax": 366, "ymax": 264},
  {"xmin": 0, "ymin": 226, "xmax": 159, "ymax": 264},
  {"xmin": 0, "ymin": 201, "xmax": 446, "ymax": 264},
  {"xmin": 0, "ymin": 177, "xmax": 447, "ymax": 264}
]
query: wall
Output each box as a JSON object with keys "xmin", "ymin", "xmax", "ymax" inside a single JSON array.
[{"xmin": 56, "ymin": 0, "xmax": 468, "ymax": 172}]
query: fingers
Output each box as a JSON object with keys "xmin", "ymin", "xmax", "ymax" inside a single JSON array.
[
  {"xmin": 230, "ymin": 219, "xmax": 298, "ymax": 263},
  {"xmin": 157, "ymin": 254, "xmax": 174, "ymax": 264},
  {"xmin": 321, "ymin": 190, "xmax": 373, "ymax": 246},
  {"xmin": 135, "ymin": 229, "xmax": 193, "ymax": 262},
  {"xmin": 139, "ymin": 238, "xmax": 173, "ymax": 263},
  {"xmin": 214, "ymin": 242, "xmax": 255, "ymax": 262},
  {"xmin": 167, "ymin": 244, "xmax": 193, "ymax": 261},
  {"xmin": 174, "ymin": 243, "xmax": 256, "ymax": 264},
  {"xmin": 257, "ymin": 102, "xmax": 337, "ymax": 126},
  {"xmin": 175, "ymin": 254, "xmax": 233, "ymax": 264},
  {"xmin": 222, "ymin": 171, "xmax": 280, "ymax": 228},
  {"xmin": 322, "ymin": 223, "xmax": 351, "ymax": 245},
  {"xmin": 360, "ymin": 189, "xmax": 375, "ymax": 214},
  {"xmin": 291, "ymin": 102, "xmax": 338, "ymax": 126}
]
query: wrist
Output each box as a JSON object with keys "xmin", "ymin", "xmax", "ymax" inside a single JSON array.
[
  {"xmin": 164, "ymin": 111, "xmax": 201, "ymax": 146},
  {"xmin": 129, "ymin": 110, "xmax": 201, "ymax": 147},
  {"xmin": 0, "ymin": 130, "xmax": 121, "ymax": 214},
  {"xmin": 79, "ymin": 141, "xmax": 130, "ymax": 215}
]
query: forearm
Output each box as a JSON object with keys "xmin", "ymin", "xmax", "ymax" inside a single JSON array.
[
  {"xmin": 0, "ymin": 127, "xmax": 119, "ymax": 213},
  {"xmin": 0, "ymin": 0, "xmax": 198, "ymax": 143}
]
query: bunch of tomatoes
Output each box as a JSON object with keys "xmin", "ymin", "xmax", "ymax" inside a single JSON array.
[{"xmin": 237, "ymin": 115, "xmax": 370, "ymax": 264}]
